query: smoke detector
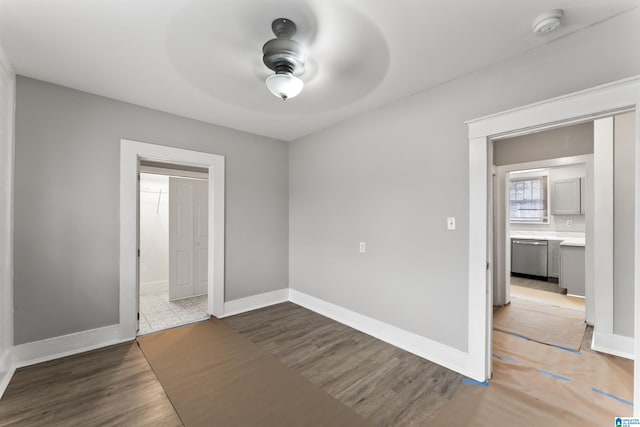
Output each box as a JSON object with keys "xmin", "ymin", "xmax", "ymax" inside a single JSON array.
[{"xmin": 532, "ymin": 9, "xmax": 564, "ymax": 35}]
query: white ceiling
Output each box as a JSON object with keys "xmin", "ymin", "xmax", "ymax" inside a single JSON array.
[{"xmin": 0, "ymin": 0, "xmax": 638, "ymax": 141}]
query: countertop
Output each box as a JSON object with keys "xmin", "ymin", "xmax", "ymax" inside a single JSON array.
[{"xmin": 510, "ymin": 231, "xmax": 585, "ymax": 247}]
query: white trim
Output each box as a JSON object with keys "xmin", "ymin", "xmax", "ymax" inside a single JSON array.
[
  {"xmin": 467, "ymin": 75, "xmax": 640, "ymax": 414},
  {"xmin": 221, "ymin": 289, "xmax": 290, "ymax": 318},
  {"xmin": 0, "ymin": 41, "xmax": 15, "ymax": 402},
  {"xmin": 120, "ymin": 139, "xmax": 225, "ymax": 340},
  {"xmin": 0, "ymin": 349, "xmax": 14, "ymax": 399},
  {"xmin": 0, "ymin": 283, "xmax": 634, "ymax": 401},
  {"xmin": 593, "ymin": 117, "xmax": 615, "ymax": 333},
  {"xmin": 592, "ymin": 331, "xmax": 634, "ymax": 360},
  {"xmin": 0, "ymin": 287, "xmax": 485, "ymax": 399},
  {"xmin": 289, "ymin": 290, "xmax": 476, "ymax": 379},
  {"xmin": 466, "ymin": 76, "xmax": 640, "ymax": 135},
  {"xmin": 12, "ymin": 325, "xmax": 130, "ymax": 369},
  {"xmin": 468, "ymin": 137, "xmax": 490, "ymax": 380}
]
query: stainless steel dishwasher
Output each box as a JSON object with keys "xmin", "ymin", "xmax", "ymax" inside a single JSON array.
[{"xmin": 511, "ymin": 239, "xmax": 548, "ymax": 278}]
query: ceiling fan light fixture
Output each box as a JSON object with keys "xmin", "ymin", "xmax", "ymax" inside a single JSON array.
[
  {"xmin": 262, "ymin": 18, "xmax": 306, "ymax": 100},
  {"xmin": 265, "ymin": 72, "xmax": 304, "ymax": 100}
]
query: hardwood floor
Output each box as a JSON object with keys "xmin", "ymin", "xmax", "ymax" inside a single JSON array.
[
  {"xmin": 510, "ymin": 283, "xmax": 585, "ymax": 311},
  {"xmin": 0, "ymin": 342, "xmax": 181, "ymax": 427},
  {"xmin": 0, "ymin": 302, "xmax": 628, "ymax": 426},
  {"xmin": 0, "ymin": 303, "xmax": 463, "ymax": 426},
  {"xmin": 510, "ymin": 275, "xmax": 567, "ymax": 294},
  {"xmin": 223, "ymin": 302, "xmax": 463, "ymax": 426}
]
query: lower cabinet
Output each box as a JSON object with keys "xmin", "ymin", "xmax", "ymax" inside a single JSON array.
[
  {"xmin": 560, "ymin": 245, "xmax": 585, "ymax": 296},
  {"xmin": 547, "ymin": 240, "xmax": 562, "ymax": 279}
]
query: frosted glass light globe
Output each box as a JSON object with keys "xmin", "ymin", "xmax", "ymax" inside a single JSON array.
[{"xmin": 265, "ymin": 73, "xmax": 304, "ymax": 100}]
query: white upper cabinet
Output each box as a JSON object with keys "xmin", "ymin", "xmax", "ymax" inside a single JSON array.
[{"xmin": 551, "ymin": 177, "xmax": 582, "ymax": 215}]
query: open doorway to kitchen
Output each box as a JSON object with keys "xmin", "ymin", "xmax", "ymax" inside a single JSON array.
[
  {"xmin": 492, "ymin": 122, "xmax": 592, "ymax": 349},
  {"xmin": 138, "ymin": 161, "xmax": 210, "ymax": 335},
  {"xmin": 501, "ymin": 161, "xmax": 589, "ymax": 345},
  {"xmin": 465, "ymin": 76, "xmax": 640, "ymax": 422},
  {"xmin": 481, "ymin": 111, "xmax": 635, "ymax": 421},
  {"xmin": 491, "ymin": 123, "xmax": 593, "ymax": 406}
]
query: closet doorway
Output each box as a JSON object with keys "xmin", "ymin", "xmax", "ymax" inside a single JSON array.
[{"xmin": 138, "ymin": 161, "xmax": 210, "ymax": 335}]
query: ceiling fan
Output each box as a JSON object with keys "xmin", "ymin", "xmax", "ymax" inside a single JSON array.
[{"xmin": 262, "ymin": 18, "xmax": 305, "ymax": 100}]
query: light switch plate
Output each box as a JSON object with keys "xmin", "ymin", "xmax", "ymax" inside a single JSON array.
[
  {"xmin": 566, "ymin": 219, "xmax": 573, "ymax": 227},
  {"xmin": 359, "ymin": 242, "xmax": 366, "ymax": 253},
  {"xmin": 447, "ymin": 217, "xmax": 456, "ymax": 230}
]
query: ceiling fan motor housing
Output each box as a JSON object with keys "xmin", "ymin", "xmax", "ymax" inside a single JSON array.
[{"xmin": 263, "ymin": 18, "xmax": 305, "ymax": 75}]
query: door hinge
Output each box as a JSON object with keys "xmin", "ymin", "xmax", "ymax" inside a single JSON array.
[
  {"xmin": 487, "ymin": 262, "xmax": 490, "ymax": 270},
  {"xmin": 137, "ymin": 248, "xmax": 140, "ymax": 257},
  {"xmin": 137, "ymin": 312, "xmax": 140, "ymax": 320}
]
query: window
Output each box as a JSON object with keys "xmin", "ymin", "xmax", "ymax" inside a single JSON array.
[{"xmin": 509, "ymin": 173, "xmax": 548, "ymax": 223}]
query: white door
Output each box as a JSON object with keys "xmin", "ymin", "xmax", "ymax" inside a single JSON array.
[
  {"xmin": 169, "ymin": 177, "xmax": 208, "ymax": 300},
  {"xmin": 169, "ymin": 177, "xmax": 194, "ymax": 300},
  {"xmin": 193, "ymin": 180, "xmax": 209, "ymax": 296}
]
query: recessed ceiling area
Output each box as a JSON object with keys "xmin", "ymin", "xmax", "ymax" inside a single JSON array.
[{"xmin": 0, "ymin": 0, "xmax": 637, "ymax": 141}]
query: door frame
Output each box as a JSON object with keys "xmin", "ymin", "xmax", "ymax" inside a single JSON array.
[
  {"xmin": 119, "ymin": 139, "xmax": 225, "ymax": 339},
  {"xmin": 466, "ymin": 75, "xmax": 640, "ymax": 414}
]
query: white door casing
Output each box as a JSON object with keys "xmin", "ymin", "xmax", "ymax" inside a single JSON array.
[
  {"xmin": 136, "ymin": 168, "xmax": 140, "ymax": 331},
  {"xmin": 120, "ymin": 140, "xmax": 225, "ymax": 341},
  {"xmin": 466, "ymin": 75, "xmax": 640, "ymax": 414}
]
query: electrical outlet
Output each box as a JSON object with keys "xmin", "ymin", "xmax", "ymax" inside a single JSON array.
[
  {"xmin": 359, "ymin": 242, "xmax": 366, "ymax": 253},
  {"xmin": 447, "ymin": 217, "xmax": 456, "ymax": 231},
  {"xmin": 566, "ymin": 219, "xmax": 573, "ymax": 227}
]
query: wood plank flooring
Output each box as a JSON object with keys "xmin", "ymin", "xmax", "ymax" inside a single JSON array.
[
  {"xmin": 510, "ymin": 275, "xmax": 567, "ymax": 294},
  {"xmin": 0, "ymin": 303, "xmax": 463, "ymax": 426},
  {"xmin": 510, "ymin": 284, "xmax": 585, "ymax": 311},
  {"xmin": 223, "ymin": 302, "xmax": 463, "ymax": 426},
  {"xmin": 0, "ymin": 342, "xmax": 181, "ymax": 427},
  {"xmin": 0, "ymin": 301, "xmax": 628, "ymax": 426}
]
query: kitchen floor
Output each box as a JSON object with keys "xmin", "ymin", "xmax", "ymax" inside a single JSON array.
[
  {"xmin": 510, "ymin": 275, "xmax": 566, "ymax": 294},
  {"xmin": 511, "ymin": 282, "xmax": 585, "ymax": 311},
  {"xmin": 139, "ymin": 290, "xmax": 209, "ymax": 335}
]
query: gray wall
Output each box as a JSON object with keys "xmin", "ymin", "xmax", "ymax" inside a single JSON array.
[
  {"xmin": 614, "ymin": 112, "xmax": 635, "ymax": 338},
  {"xmin": 289, "ymin": 8, "xmax": 640, "ymax": 352},
  {"xmin": 14, "ymin": 77, "xmax": 289, "ymax": 345},
  {"xmin": 494, "ymin": 122, "xmax": 594, "ymax": 166},
  {"xmin": 495, "ymin": 122, "xmax": 594, "ymax": 234}
]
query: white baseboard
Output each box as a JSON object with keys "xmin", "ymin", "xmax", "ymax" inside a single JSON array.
[
  {"xmin": 2, "ymin": 288, "xmax": 291, "ymax": 387},
  {"xmin": 222, "ymin": 288, "xmax": 289, "ymax": 318},
  {"xmin": 0, "ymin": 348, "xmax": 15, "ymax": 399},
  {"xmin": 140, "ymin": 280, "xmax": 168, "ymax": 295},
  {"xmin": 8, "ymin": 287, "xmax": 627, "ymax": 397},
  {"xmin": 289, "ymin": 289, "xmax": 469, "ymax": 378},
  {"xmin": 12, "ymin": 325, "xmax": 131, "ymax": 369},
  {"xmin": 2, "ymin": 288, "xmax": 473, "ymax": 400},
  {"xmin": 591, "ymin": 330, "xmax": 634, "ymax": 359}
]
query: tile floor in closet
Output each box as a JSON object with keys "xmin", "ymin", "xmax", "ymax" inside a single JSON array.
[{"xmin": 139, "ymin": 290, "xmax": 209, "ymax": 335}]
